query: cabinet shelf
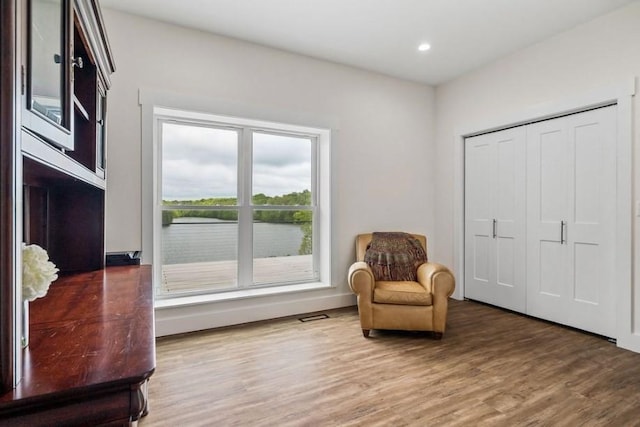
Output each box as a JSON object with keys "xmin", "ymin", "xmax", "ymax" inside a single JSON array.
[{"xmin": 21, "ymin": 129, "xmax": 105, "ymax": 190}]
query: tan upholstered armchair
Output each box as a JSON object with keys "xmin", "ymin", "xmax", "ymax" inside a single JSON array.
[{"xmin": 348, "ymin": 233, "xmax": 455, "ymax": 338}]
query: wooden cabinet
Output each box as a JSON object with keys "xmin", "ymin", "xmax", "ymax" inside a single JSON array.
[
  {"xmin": 0, "ymin": 1, "xmax": 155, "ymax": 424},
  {"xmin": 21, "ymin": 0, "xmax": 115, "ymax": 273}
]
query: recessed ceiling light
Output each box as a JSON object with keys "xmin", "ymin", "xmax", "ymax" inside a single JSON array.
[{"xmin": 418, "ymin": 43, "xmax": 431, "ymax": 52}]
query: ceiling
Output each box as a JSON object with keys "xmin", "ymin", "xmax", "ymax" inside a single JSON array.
[{"xmin": 99, "ymin": 0, "xmax": 636, "ymax": 85}]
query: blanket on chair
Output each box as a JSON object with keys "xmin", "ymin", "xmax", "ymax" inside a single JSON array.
[{"xmin": 364, "ymin": 232, "xmax": 428, "ymax": 281}]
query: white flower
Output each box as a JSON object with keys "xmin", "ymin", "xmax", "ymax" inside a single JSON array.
[{"xmin": 22, "ymin": 243, "xmax": 59, "ymax": 302}]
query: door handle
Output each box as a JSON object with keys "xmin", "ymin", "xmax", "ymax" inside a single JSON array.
[
  {"xmin": 560, "ymin": 220, "xmax": 566, "ymax": 244},
  {"xmin": 492, "ymin": 219, "xmax": 497, "ymax": 239}
]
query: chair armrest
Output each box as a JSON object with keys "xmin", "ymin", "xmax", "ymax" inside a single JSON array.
[
  {"xmin": 418, "ymin": 262, "xmax": 455, "ymax": 334},
  {"xmin": 348, "ymin": 261, "xmax": 375, "ymax": 331},
  {"xmin": 417, "ymin": 262, "xmax": 455, "ymax": 297},
  {"xmin": 348, "ymin": 261, "xmax": 375, "ymax": 296}
]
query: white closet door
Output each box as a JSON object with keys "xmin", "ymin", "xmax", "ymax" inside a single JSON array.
[
  {"xmin": 465, "ymin": 134, "xmax": 493, "ymax": 299},
  {"xmin": 465, "ymin": 127, "xmax": 526, "ymax": 312},
  {"xmin": 526, "ymin": 116, "xmax": 571, "ymax": 324},
  {"xmin": 565, "ymin": 107, "xmax": 617, "ymax": 336},
  {"xmin": 527, "ymin": 106, "xmax": 617, "ymax": 337}
]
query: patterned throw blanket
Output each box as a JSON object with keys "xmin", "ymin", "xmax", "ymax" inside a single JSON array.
[{"xmin": 364, "ymin": 232, "xmax": 428, "ymax": 281}]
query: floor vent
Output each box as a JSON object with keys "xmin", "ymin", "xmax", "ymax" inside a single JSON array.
[{"xmin": 298, "ymin": 314, "xmax": 329, "ymax": 322}]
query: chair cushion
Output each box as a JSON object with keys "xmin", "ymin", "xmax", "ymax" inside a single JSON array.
[{"xmin": 373, "ymin": 281, "xmax": 432, "ymax": 306}]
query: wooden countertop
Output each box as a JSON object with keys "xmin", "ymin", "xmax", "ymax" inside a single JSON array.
[{"xmin": 0, "ymin": 265, "xmax": 155, "ymax": 424}]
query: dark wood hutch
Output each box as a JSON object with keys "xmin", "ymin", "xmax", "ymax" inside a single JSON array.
[{"xmin": 0, "ymin": 0, "xmax": 155, "ymax": 425}]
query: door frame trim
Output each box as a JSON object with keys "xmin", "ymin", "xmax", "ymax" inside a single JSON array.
[{"xmin": 452, "ymin": 79, "xmax": 636, "ymax": 351}]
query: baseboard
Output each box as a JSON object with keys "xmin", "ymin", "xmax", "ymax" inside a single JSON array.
[{"xmin": 155, "ymin": 292, "xmax": 356, "ymax": 336}]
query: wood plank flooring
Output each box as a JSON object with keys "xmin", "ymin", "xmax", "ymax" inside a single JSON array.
[{"xmin": 141, "ymin": 299, "xmax": 640, "ymax": 426}]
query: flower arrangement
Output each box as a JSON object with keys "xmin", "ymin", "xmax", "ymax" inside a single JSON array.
[{"xmin": 22, "ymin": 243, "xmax": 59, "ymax": 302}]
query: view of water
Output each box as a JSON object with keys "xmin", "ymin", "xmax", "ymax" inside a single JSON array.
[{"xmin": 161, "ymin": 218, "xmax": 305, "ymax": 265}]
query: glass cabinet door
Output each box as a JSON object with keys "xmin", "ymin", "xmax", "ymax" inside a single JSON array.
[
  {"xmin": 24, "ymin": 0, "xmax": 73, "ymax": 150},
  {"xmin": 30, "ymin": 0, "xmax": 65, "ymax": 126}
]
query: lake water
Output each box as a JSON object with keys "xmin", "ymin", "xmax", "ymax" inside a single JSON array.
[{"xmin": 162, "ymin": 218, "xmax": 305, "ymax": 265}]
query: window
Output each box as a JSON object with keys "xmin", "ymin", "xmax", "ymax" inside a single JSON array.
[{"xmin": 154, "ymin": 108, "xmax": 329, "ymax": 298}]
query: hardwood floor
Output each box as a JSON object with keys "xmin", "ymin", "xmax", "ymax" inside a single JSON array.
[{"xmin": 141, "ymin": 299, "xmax": 640, "ymax": 426}]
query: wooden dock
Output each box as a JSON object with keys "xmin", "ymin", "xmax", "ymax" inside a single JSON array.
[{"xmin": 161, "ymin": 255, "xmax": 314, "ymax": 294}]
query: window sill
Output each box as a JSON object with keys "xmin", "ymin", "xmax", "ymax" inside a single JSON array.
[{"xmin": 154, "ymin": 281, "xmax": 334, "ymax": 309}]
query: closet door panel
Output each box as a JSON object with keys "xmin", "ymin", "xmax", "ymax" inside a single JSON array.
[
  {"xmin": 565, "ymin": 106, "xmax": 617, "ymax": 337},
  {"xmin": 527, "ymin": 106, "xmax": 617, "ymax": 337},
  {"xmin": 573, "ymin": 243, "xmax": 600, "ymax": 302},
  {"xmin": 471, "ymin": 236, "xmax": 491, "ymax": 284},
  {"xmin": 465, "ymin": 134, "xmax": 495, "ymax": 298},
  {"xmin": 496, "ymin": 237, "xmax": 515, "ymax": 288},
  {"xmin": 465, "ymin": 127, "xmax": 525, "ymax": 312},
  {"xmin": 526, "ymin": 117, "xmax": 570, "ymax": 324},
  {"xmin": 538, "ymin": 127, "xmax": 568, "ymax": 222},
  {"xmin": 493, "ymin": 128, "xmax": 526, "ymax": 311},
  {"xmin": 538, "ymin": 241, "xmax": 565, "ymax": 297},
  {"xmin": 573, "ymin": 123, "xmax": 601, "ymax": 224}
]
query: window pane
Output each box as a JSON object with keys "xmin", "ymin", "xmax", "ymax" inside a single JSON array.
[
  {"xmin": 162, "ymin": 122, "xmax": 238, "ymax": 201},
  {"xmin": 160, "ymin": 210, "xmax": 238, "ymax": 294},
  {"xmin": 253, "ymin": 209, "xmax": 315, "ymax": 285},
  {"xmin": 252, "ymin": 132, "xmax": 311, "ymax": 205}
]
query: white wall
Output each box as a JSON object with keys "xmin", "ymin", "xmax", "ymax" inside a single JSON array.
[
  {"xmin": 101, "ymin": 10, "xmax": 437, "ymax": 334},
  {"xmin": 435, "ymin": 2, "xmax": 640, "ymax": 351}
]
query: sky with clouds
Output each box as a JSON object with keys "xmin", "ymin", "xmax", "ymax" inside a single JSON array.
[{"xmin": 162, "ymin": 122, "xmax": 311, "ymax": 201}]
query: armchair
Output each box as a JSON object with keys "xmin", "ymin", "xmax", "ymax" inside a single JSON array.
[{"xmin": 348, "ymin": 233, "xmax": 455, "ymax": 338}]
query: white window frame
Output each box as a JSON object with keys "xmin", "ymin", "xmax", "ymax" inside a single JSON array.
[
  {"xmin": 144, "ymin": 102, "xmax": 332, "ymax": 304},
  {"xmin": 154, "ymin": 113, "xmax": 321, "ymax": 299}
]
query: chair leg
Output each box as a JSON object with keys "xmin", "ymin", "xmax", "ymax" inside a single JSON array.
[
  {"xmin": 362, "ymin": 329, "xmax": 370, "ymax": 338},
  {"xmin": 432, "ymin": 332, "xmax": 443, "ymax": 340}
]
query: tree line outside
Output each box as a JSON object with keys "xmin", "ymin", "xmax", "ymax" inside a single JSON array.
[{"xmin": 162, "ymin": 190, "xmax": 312, "ymax": 255}]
